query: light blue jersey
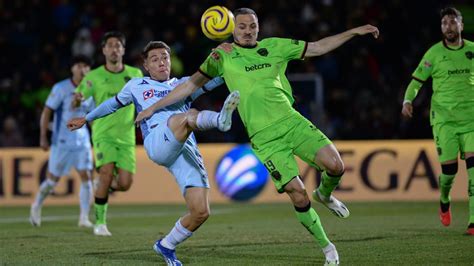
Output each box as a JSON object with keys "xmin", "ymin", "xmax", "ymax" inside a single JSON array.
[{"xmin": 46, "ymin": 78, "xmax": 94, "ymax": 150}]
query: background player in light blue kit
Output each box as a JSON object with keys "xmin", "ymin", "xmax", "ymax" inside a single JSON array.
[
  {"xmin": 30, "ymin": 55, "xmax": 95, "ymax": 228},
  {"xmin": 68, "ymin": 41, "xmax": 239, "ymax": 265}
]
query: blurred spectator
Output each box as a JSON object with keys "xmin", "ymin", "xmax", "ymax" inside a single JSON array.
[
  {"xmin": 0, "ymin": 116, "xmax": 25, "ymax": 147},
  {"xmin": 72, "ymin": 28, "xmax": 95, "ymax": 58}
]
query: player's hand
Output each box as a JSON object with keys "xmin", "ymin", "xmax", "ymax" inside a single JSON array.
[
  {"xmin": 71, "ymin": 93, "xmax": 84, "ymax": 108},
  {"xmin": 40, "ymin": 136, "xmax": 49, "ymax": 151},
  {"xmin": 352, "ymin": 24, "xmax": 379, "ymax": 39},
  {"xmin": 401, "ymin": 102, "xmax": 413, "ymax": 118},
  {"xmin": 135, "ymin": 108, "xmax": 153, "ymax": 127},
  {"xmin": 67, "ymin": 117, "xmax": 87, "ymax": 131}
]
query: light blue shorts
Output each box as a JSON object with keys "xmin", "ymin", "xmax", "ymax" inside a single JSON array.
[
  {"xmin": 48, "ymin": 145, "xmax": 93, "ymax": 177},
  {"xmin": 144, "ymin": 124, "xmax": 209, "ymax": 195}
]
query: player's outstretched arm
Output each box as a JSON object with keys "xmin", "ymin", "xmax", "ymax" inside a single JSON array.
[
  {"xmin": 67, "ymin": 96, "xmax": 125, "ymax": 131},
  {"xmin": 135, "ymin": 72, "xmax": 210, "ymax": 124},
  {"xmin": 305, "ymin": 24, "xmax": 379, "ymax": 57},
  {"xmin": 39, "ymin": 106, "xmax": 53, "ymax": 151}
]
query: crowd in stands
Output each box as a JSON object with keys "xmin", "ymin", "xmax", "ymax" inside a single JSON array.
[{"xmin": 1, "ymin": 0, "xmax": 472, "ymax": 146}]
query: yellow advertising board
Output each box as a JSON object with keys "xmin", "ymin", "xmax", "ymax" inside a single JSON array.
[{"xmin": 0, "ymin": 140, "xmax": 469, "ymax": 206}]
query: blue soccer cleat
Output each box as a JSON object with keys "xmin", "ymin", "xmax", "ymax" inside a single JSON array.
[{"xmin": 153, "ymin": 239, "xmax": 182, "ymax": 266}]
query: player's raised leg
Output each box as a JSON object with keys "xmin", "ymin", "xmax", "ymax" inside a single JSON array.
[{"xmin": 312, "ymin": 144, "xmax": 350, "ymax": 218}]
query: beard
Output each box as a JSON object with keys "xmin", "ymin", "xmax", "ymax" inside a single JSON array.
[{"xmin": 443, "ymin": 31, "xmax": 459, "ymax": 43}]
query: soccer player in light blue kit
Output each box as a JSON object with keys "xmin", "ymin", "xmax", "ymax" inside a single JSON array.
[
  {"xmin": 30, "ymin": 55, "xmax": 95, "ymax": 228},
  {"xmin": 68, "ymin": 41, "xmax": 239, "ymax": 265}
]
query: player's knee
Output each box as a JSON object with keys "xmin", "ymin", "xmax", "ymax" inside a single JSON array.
[
  {"xmin": 326, "ymin": 160, "xmax": 345, "ymax": 176},
  {"xmin": 441, "ymin": 162, "xmax": 458, "ymax": 175},
  {"xmin": 118, "ymin": 178, "xmax": 133, "ymax": 191},
  {"xmin": 186, "ymin": 109, "xmax": 199, "ymax": 128},
  {"xmin": 192, "ymin": 208, "xmax": 210, "ymax": 224}
]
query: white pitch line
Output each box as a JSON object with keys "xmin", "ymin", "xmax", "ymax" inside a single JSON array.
[{"xmin": 0, "ymin": 208, "xmax": 235, "ymax": 224}]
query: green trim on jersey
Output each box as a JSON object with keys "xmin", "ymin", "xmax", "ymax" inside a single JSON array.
[
  {"xmin": 408, "ymin": 39, "xmax": 474, "ymax": 125},
  {"xmin": 199, "ymin": 37, "xmax": 308, "ymax": 136},
  {"xmin": 76, "ymin": 65, "xmax": 143, "ymax": 145}
]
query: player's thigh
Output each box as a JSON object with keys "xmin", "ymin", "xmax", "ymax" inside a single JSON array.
[
  {"xmin": 459, "ymin": 128, "xmax": 474, "ymax": 158},
  {"xmin": 252, "ymin": 135, "xmax": 299, "ymax": 193},
  {"xmin": 48, "ymin": 145, "xmax": 74, "ymax": 177},
  {"xmin": 93, "ymin": 142, "xmax": 119, "ymax": 170},
  {"xmin": 144, "ymin": 125, "xmax": 184, "ymax": 166},
  {"xmin": 115, "ymin": 144, "xmax": 136, "ymax": 174},
  {"xmin": 74, "ymin": 147, "xmax": 93, "ymax": 173},
  {"xmin": 290, "ymin": 115, "xmax": 333, "ymax": 171},
  {"xmin": 167, "ymin": 113, "xmax": 194, "ymax": 142},
  {"xmin": 168, "ymin": 150, "xmax": 209, "ymax": 196},
  {"xmin": 432, "ymin": 123, "xmax": 459, "ymax": 163}
]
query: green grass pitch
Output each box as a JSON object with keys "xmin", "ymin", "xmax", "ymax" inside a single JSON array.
[{"xmin": 1, "ymin": 202, "xmax": 472, "ymax": 265}]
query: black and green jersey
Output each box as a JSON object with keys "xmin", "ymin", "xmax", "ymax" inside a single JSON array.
[
  {"xmin": 199, "ymin": 38, "xmax": 307, "ymax": 136},
  {"xmin": 406, "ymin": 39, "xmax": 474, "ymax": 125},
  {"xmin": 76, "ymin": 65, "xmax": 143, "ymax": 145}
]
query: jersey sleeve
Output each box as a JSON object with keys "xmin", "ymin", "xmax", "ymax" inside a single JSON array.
[
  {"xmin": 411, "ymin": 49, "xmax": 434, "ymax": 82},
  {"xmin": 45, "ymin": 83, "xmax": 63, "ymax": 110},
  {"xmin": 199, "ymin": 50, "xmax": 224, "ymax": 79},
  {"xmin": 273, "ymin": 38, "xmax": 307, "ymax": 61},
  {"xmin": 75, "ymin": 74, "xmax": 94, "ymax": 99},
  {"xmin": 116, "ymin": 81, "xmax": 133, "ymax": 106}
]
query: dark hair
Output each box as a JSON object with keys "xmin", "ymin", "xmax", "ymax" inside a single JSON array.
[
  {"xmin": 233, "ymin": 7, "xmax": 258, "ymax": 20},
  {"xmin": 440, "ymin": 7, "xmax": 462, "ymax": 20},
  {"xmin": 141, "ymin": 41, "xmax": 171, "ymax": 59},
  {"xmin": 70, "ymin": 54, "xmax": 92, "ymax": 67},
  {"xmin": 101, "ymin": 31, "xmax": 126, "ymax": 47}
]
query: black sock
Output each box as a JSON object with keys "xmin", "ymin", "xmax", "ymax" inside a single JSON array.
[{"xmin": 440, "ymin": 201, "xmax": 450, "ymax": 213}]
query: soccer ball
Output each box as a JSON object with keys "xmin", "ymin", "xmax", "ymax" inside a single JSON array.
[{"xmin": 200, "ymin": 6, "xmax": 235, "ymax": 41}]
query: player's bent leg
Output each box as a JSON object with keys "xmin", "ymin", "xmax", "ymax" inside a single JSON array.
[
  {"xmin": 30, "ymin": 173, "xmax": 59, "ymax": 227},
  {"xmin": 313, "ymin": 145, "xmax": 349, "ymax": 218},
  {"xmin": 284, "ymin": 177, "xmax": 339, "ymax": 264},
  {"xmin": 77, "ymin": 170, "xmax": 93, "ymax": 228},
  {"xmin": 168, "ymin": 112, "xmax": 195, "ymax": 142}
]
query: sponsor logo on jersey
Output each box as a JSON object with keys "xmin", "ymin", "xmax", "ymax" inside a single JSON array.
[
  {"xmin": 143, "ymin": 89, "xmax": 154, "ymax": 100},
  {"xmin": 447, "ymin": 68, "xmax": 470, "ymax": 75},
  {"xmin": 245, "ymin": 63, "xmax": 272, "ymax": 72},
  {"xmin": 139, "ymin": 80, "xmax": 149, "ymax": 85},
  {"xmin": 423, "ymin": 60, "xmax": 432, "ymax": 68}
]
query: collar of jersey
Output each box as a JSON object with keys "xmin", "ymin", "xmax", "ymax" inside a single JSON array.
[
  {"xmin": 443, "ymin": 39, "xmax": 465, "ymax": 51},
  {"xmin": 233, "ymin": 41, "xmax": 258, "ymax": 49},
  {"xmin": 104, "ymin": 64, "xmax": 125, "ymax": 74}
]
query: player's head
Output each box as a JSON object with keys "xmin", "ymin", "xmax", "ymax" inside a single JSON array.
[
  {"xmin": 101, "ymin": 31, "xmax": 126, "ymax": 64},
  {"xmin": 440, "ymin": 7, "xmax": 463, "ymax": 42},
  {"xmin": 142, "ymin": 41, "xmax": 171, "ymax": 81},
  {"xmin": 233, "ymin": 8, "xmax": 259, "ymax": 47},
  {"xmin": 70, "ymin": 55, "xmax": 92, "ymax": 81}
]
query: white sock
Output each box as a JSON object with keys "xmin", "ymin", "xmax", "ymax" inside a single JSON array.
[
  {"xmin": 196, "ymin": 110, "xmax": 219, "ymax": 131},
  {"xmin": 34, "ymin": 179, "xmax": 57, "ymax": 206},
  {"xmin": 322, "ymin": 242, "xmax": 339, "ymax": 262},
  {"xmin": 160, "ymin": 219, "xmax": 193, "ymax": 250},
  {"xmin": 79, "ymin": 180, "xmax": 92, "ymax": 218}
]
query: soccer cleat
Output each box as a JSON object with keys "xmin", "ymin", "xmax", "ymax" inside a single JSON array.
[
  {"xmin": 313, "ymin": 189, "xmax": 350, "ymax": 218},
  {"xmin": 438, "ymin": 209, "xmax": 451, "ymax": 227},
  {"xmin": 466, "ymin": 224, "xmax": 474, "ymax": 235},
  {"xmin": 323, "ymin": 243, "xmax": 339, "ymax": 266},
  {"xmin": 217, "ymin": 91, "xmax": 240, "ymax": 132},
  {"xmin": 29, "ymin": 204, "xmax": 42, "ymax": 227},
  {"xmin": 153, "ymin": 239, "xmax": 182, "ymax": 266},
  {"xmin": 93, "ymin": 224, "xmax": 112, "ymax": 236},
  {"xmin": 78, "ymin": 216, "xmax": 94, "ymax": 228}
]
